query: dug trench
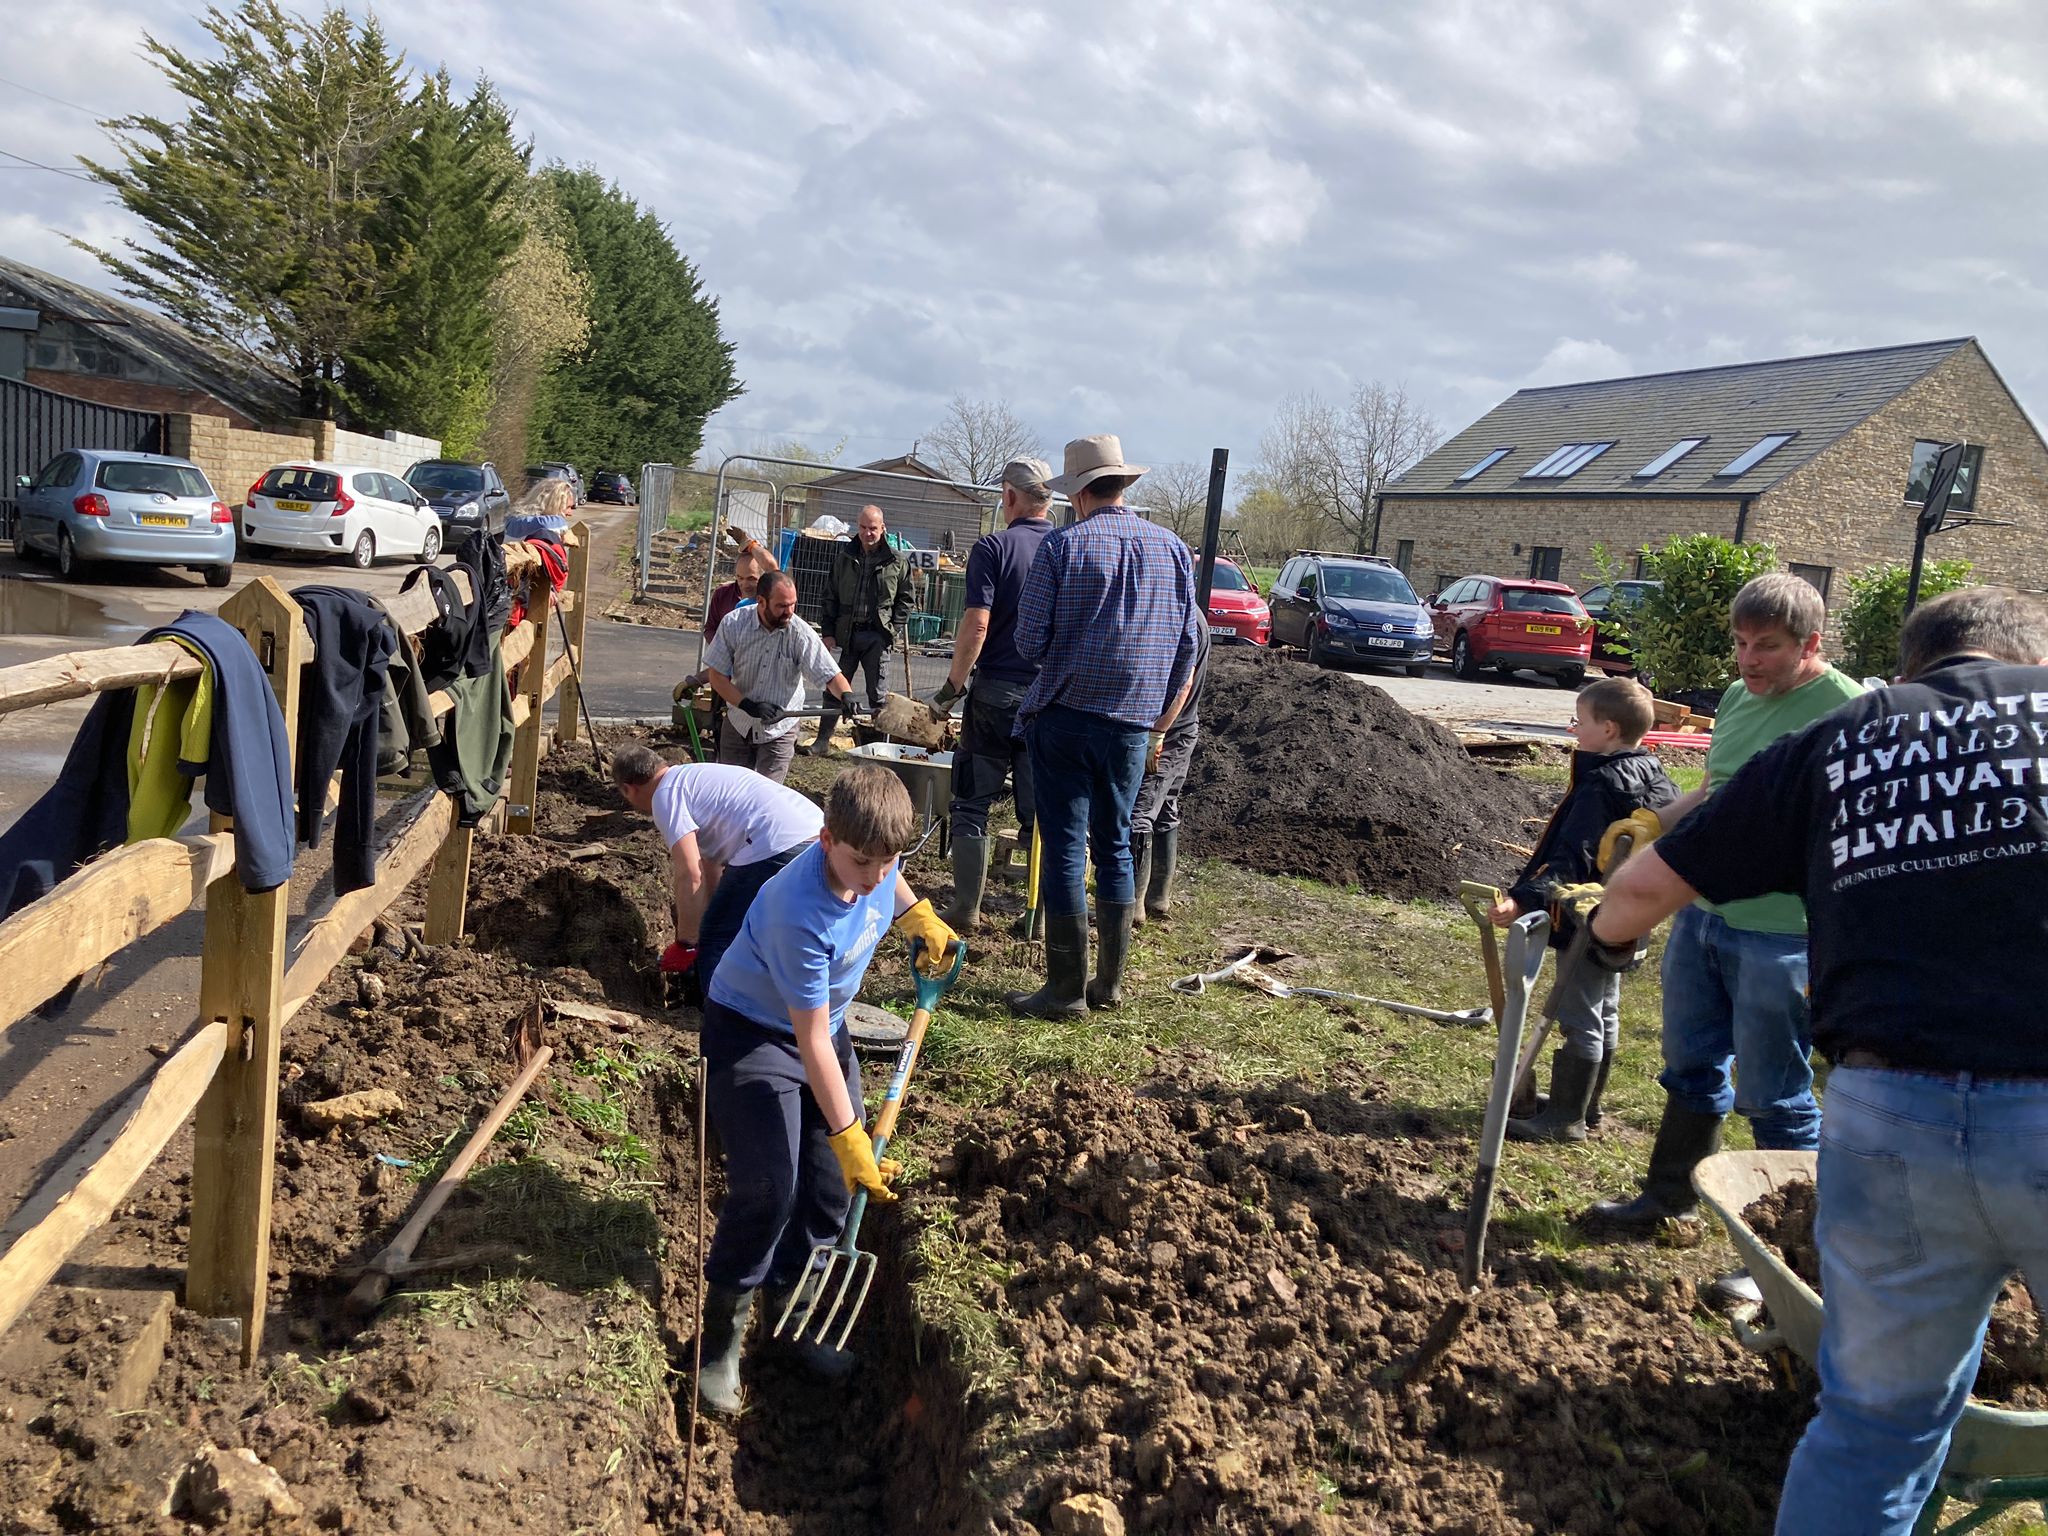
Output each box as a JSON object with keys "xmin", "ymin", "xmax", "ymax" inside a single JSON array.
[{"xmin": 0, "ymin": 724, "xmax": 1825, "ymax": 1534}]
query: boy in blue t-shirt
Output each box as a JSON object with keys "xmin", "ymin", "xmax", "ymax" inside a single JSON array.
[{"xmin": 691, "ymin": 764, "xmax": 960, "ymax": 1415}]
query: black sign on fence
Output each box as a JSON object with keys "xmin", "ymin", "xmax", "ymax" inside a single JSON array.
[{"xmin": 0, "ymin": 376, "xmax": 166, "ymax": 534}]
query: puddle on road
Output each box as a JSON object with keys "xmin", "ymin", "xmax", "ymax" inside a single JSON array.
[{"xmin": 0, "ymin": 576, "xmax": 147, "ymax": 639}]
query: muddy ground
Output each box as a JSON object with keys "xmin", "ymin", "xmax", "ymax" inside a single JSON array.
[
  {"xmin": 1746, "ymin": 1179, "xmax": 2048, "ymax": 1410},
  {"xmin": 1187, "ymin": 648, "xmax": 1554, "ymax": 901},
  {"xmin": 0, "ymin": 729, "xmax": 1826, "ymax": 1535}
]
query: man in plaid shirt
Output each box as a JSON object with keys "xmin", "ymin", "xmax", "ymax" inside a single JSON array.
[{"xmin": 1007, "ymin": 435, "xmax": 1201, "ymax": 1019}]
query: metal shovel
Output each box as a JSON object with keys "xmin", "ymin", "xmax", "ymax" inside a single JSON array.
[{"xmin": 773, "ymin": 937, "xmax": 967, "ymax": 1350}]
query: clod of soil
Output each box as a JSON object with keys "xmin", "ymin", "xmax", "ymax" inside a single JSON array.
[
  {"xmin": 1745, "ymin": 1179, "xmax": 2048, "ymax": 1409},
  {"xmin": 1185, "ymin": 648, "xmax": 1554, "ymax": 901}
]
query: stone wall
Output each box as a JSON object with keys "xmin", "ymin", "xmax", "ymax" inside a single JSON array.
[
  {"xmin": 164, "ymin": 415, "xmax": 442, "ymax": 504},
  {"xmin": 331, "ymin": 425, "xmax": 440, "ymax": 477}
]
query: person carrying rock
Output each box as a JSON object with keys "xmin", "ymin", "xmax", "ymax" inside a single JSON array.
[
  {"xmin": 1587, "ymin": 573, "xmax": 1864, "ymax": 1235},
  {"xmin": 702, "ymin": 570, "xmax": 864, "ymax": 784},
  {"xmin": 1006, "ymin": 435, "xmax": 1201, "ymax": 1018},
  {"xmin": 1131, "ymin": 612, "xmax": 1211, "ymax": 926},
  {"xmin": 1581, "ymin": 586, "xmax": 2048, "ymax": 1536},
  {"xmin": 934, "ymin": 457, "xmax": 1056, "ymax": 928},
  {"xmin": 807, "ymin": 503, "xmax": 913, "ymax": 756},
  {"xmin": 690, "ymin": 765, "xmax": 961, "ymax": 1414},
  {"xmin": 608, "ymin": 743, "xmax": 824, "ymax": 999},
  {"xmin": 1487, "ymin": 676, "xmax": 1678, "ymax": 1143}
]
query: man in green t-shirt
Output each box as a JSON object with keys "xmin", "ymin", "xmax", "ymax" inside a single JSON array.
[{"xmin": 1590, "ymin": 573, "xmax": 1864, "ymax": 1233}]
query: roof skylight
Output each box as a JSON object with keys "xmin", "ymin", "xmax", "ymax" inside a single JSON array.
[
  {"xmin": 1636, "ymin": 437, "xmax": 1707, "ymax": 478},
  {"xmin": 1523, "ymin": 442, "xmax": 1613, "ymax": 480},
  {"xmin": 1455, "ymin": 447, "xmax": 1513, "ymax": 482},
  {"xmin": 1716, "ymin": 433, "xmax": 1796, "ymax": 477}
]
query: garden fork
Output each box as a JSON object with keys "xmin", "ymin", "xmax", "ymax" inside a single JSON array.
[{"xmin": 773, "ymin": 937, "xmax": 966, "ymax": 1350}]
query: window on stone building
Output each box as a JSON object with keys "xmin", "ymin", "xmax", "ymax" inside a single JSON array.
[
  {"xmin": 1456, "ymin": 447, "xmax": 1513, "ymax": 481},
  {"xmin": 1715, "ymin": 433, "xmax": 1796, "ymax": 477},
  {"xmin": 1905, "ymin": 440, "xmax": 1983, "ymax": 512},
  {"xmin": 1524, "ymin": 442, "xmax": 1613, "ymax": 479},
  {"xmin": 1527, "ymin": 546, "xmax": 1564, "ymax": 581},
  {"xmin": 1636, "ymin": 437, "xmax": 1707, "ymax": 477},
  {"xmin": 1789, "ymin": 562, "xmax": 1834, "ymax": 604},
  {"xmin": 1394, "ymin": 539, "xmax": 1415, "ymax": 575}
]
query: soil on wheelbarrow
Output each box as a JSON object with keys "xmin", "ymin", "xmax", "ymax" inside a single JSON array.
[
  {"xmin": 1745, "ymin": 1180, "xmax": 2048, "ymax": 1410},
  {"xmin": 1185, "ymin": 647, "xmax": 1554, "ymax": 901}
]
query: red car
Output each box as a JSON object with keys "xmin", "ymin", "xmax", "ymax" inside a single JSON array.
[
  {"xmin": 1429, "ymin": 575, "xmax": 1593, "ymax": 687},
  {"xmin": 1204, "ymin": 559, "xmax": 1271, "ymax": 645}
]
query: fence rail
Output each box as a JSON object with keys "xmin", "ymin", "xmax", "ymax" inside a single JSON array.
[{"xmin": 0, "ymin": 523, "xmax": 591, "ymax": 1364}]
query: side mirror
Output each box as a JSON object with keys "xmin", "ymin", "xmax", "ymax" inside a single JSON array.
[{"xmin": 13, "ymin": 475, "xmax": 30, "ymax": 490}]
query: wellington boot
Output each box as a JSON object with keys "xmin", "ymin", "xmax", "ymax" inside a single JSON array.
[
  {"xmin": 1585, "ymin": 1100, "xmax": 1723, "ymax": 1232},
  {"xmin": 1506, "ymin": 1051, "xmax": 1599, "ymax": 1143},
  {"xmin": 1145, "ymin": 826, "xmax": 1179, "ymax": 920},
  {"xmin": 1585, "ymin": 1050, "xmax": 1614, "ymax": 1131},
  {"xmin": 1005, "ymin": 911, "xmax": 1089, "ymax": 1019},
  {"xmin": 1086, "ymin": 902, "xmax": 1135, "ymax": 1011},
  {"xmin": 692, "ymin": 1284, "xmax": 753, "ymax": 1416},
  {"xmin": 1129, "ymin": 833, "xmax": 1152, "ymax": 929},
  {"xmin": 941, "ymin": 834, "xmax": 990, "ymax": 929}
]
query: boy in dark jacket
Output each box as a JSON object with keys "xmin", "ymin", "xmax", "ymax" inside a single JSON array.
[{"xmin": 1491, "ymin": 677, "xmax": 1678, "ymax": 1144}]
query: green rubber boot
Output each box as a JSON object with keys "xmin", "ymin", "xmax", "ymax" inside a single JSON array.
[
  {"xmin": 1005, "ymin": 911, "xmax": 1089, "ymax": 1019},
  {"xmin": 942, "ymin": 833, "xmax": 990, "ymax": 929},
  {"xmin": 1086, "ymin": 902, "xmax": 1135, "ymax": 1010},
  {"xmin": 692, "ymin": 1284, "xmax": 753, "ymax": 1416},
  {"xmin": 1145, "ymin": 826, "xmax": 1179, "ymax": 920}
]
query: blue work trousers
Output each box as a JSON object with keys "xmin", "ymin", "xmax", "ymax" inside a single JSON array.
[
  {"xmin": 1775, "ymin": 1066, "xmax": 2048, "ymax": 1535},
  {"xmin": 1024, "ymin": 703, "xmax": 1149, "ymax": 914},
  {"xmin": 701, "ymin": 1000, "xmax": 863, "ymax": 1292},
  {"xmin": 1658, "ymin": 905, "xmax": 1818, "ymax": 1149}
]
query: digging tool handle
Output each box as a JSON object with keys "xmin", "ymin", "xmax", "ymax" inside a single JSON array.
[
  {"xmin": 346, "ymin": 1045, "xmax": 554, "ymax": 1316},
  {"xmin": 1465, "ymin": 914, "xmax": 1544, "ymax": 1291},
  {"xmin": 1459, "ymin": 881, "xmax": 1509, "ymax": 1028},
  {"xmin": 839, "ymin": 1004, "xmax": 932, "ymax": 1251}
]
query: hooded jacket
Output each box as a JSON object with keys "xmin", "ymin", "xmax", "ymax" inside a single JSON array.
[
  {"xmin": 820, "ymin": 536, "xmax": 913, "ymax": 649},
  {"xmin": 1508, "ymin": 745, "xmax": 1680, "ymax": 941}
]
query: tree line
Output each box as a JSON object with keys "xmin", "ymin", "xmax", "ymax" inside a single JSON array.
[{"xmin": 81, "ymin": 0, "xmax": 741, "ymax": 473}]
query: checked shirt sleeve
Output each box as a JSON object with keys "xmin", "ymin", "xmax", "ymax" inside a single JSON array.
[{"xmin": 1014, "ymin": 534, "xmax": 1061, "ymax": 666}]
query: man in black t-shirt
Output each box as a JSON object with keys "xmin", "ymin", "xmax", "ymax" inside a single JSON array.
[{"xmin": 1583, "ymin": 587, "xmax": 2048, "ymax": 1536}]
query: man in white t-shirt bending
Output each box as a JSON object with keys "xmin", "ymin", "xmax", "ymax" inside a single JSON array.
[{"xmin": 610, "ymin": 743, "xmax": 824, "ymax": 996}]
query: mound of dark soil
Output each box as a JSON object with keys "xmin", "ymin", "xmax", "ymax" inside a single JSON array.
[
  {"xmin": 944, "ymin": 1077, "xmax": 1805, "ymax": 1535},
  {"xmin": 469, "ymin": 851, "xmax": 659, "ymax": 1005},
  {"xmin": 1746, "ymin": 1179, "xmax": 2048, "ymax": 1409},
  {"xmin": 1186, "ymin": 649, "xmax": 1553, "ymax": 900}
]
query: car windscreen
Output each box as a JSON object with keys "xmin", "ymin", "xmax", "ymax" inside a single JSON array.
[
  {"xmin": 257, "ymin": 467, "xmax": 340, "ymax": 500},
  {"xmin": 1503, "ymin": 589, "xmax": 1586, "ymax": 616},
  {"xmin": 1210, "ymin": 564, "xmax": 1251, "ymax": 592},
  {"xmin": 409, "ymin": 464, "xmax": 483, "ymax": 496},
  {"xmin": 1323, "ymin": 566, "xmax": 1418, "ymax": 604},
  {"xmin": 96, "ymin": 461, "xmax": 212, "ymax": 498}
]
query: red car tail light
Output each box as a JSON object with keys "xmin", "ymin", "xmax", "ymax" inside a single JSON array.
[
  {"xmin": 210, "ymin": 500, "xmax": 233, "ymax": 524},
  {"xmin": 72, "ymin": 493, "xmax": 109, "ymax": 517},
  {"xmin": 247, "ymin": 476, "xmax": 266, "ymax": 505},
  {"xmin": 329, "ymin": 488, "xmax": 355, "ymax": 517}
]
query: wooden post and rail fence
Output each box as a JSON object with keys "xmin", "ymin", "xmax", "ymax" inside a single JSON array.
[{"xmin": 0, "ymin": 523, "xmax": 592, "ymax": 1366}]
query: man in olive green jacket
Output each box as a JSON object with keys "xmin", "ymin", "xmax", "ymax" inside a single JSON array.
[{"xmin": 808, "ymin": 503, "xmax": 916, "ymax": 754}]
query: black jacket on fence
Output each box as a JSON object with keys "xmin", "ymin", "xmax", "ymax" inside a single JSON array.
[
  {"xmin": 1508, "ymin": 745, "xmax": 1680, "ymax": 945},
  {"xmin": 293, "ymin": 587, "xmax": 397, "ymax": 895}
]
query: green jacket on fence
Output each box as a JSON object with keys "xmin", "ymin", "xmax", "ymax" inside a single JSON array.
[{"xmin": 820, "ymin": 538, "xmax": 915, "ymax": 649}]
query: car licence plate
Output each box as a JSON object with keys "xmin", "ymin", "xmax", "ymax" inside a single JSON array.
[
  {"xmin": 1527, "ymin": 623, "xmax": 1562, "ymax": 635},
  {"xmin": 274, "ymin": 499, "xmax": 312, "ymax": 512},
  {"xmin": 1365, "ymin": 636, "xmax": 1405, "ymax": 648},
  {"xmin": 139, "ymin": 514, "xmax": 186, "ymax": 527}
]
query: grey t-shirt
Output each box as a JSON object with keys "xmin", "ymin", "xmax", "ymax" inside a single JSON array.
[{"xmin": 704, "ymin": 606, "xmax": 841, "ymax": 741}]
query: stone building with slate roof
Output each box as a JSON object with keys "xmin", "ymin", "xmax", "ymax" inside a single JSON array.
[{"xmin": 1374, "ymin": 339, "xmax": 2048, "ymax": 613}]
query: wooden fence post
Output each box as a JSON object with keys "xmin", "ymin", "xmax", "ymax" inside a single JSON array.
[
  {"xmin": 421, "ymin": 822, "xmax": 474, "ymax": 945},
  {"xmin": 504, "ymin": 570, "xmax": 550, "ymax": 835},
  {"xmin": 185, "ymin": 577, "xmax": 304, "ymax": 1367},
  {"xmin": 557, "ymin": 521, "xmax": 592, "ymax": 744}
]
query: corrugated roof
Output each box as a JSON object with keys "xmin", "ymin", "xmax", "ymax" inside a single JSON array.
[
  {"xmin": 0, "ymin": 254, "xmax": 298, "ymax": 423},
  {"xmin": 1389, "ymin": 339, "xmax": 1973, "ymax": 497}
]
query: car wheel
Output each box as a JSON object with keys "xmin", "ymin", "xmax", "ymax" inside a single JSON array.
[
  {"xmin": 1557, "ymin": 666, "xmax": 1586, "ymax": 690},
  {"xmin": 349, "ymin": 530, "xmax": 376, "ymax": 569},
  {"xmin": 1305, "ymin": 625, "xmax": 1330, "ymax": 668},
  {"xmin": 416, "ymin": 525, "xmax": 441, "ymax": 564},
  {"xmin": 204, "ymin": 563, "xmax": 233, "ymax": 589},
  {"xmin": 56, "ymin": 528, "xmax": 83, "ymax": 580},
  {"xmin": 12, "ymin": 519, "xmax": 35, "ymax": 564},
  {"xmin": 1452, "ymin": 631, "xmax": 1481, "ymax": 680},
  {"xmin": 1406, "ymin": 663, "xmax": 1428, "ymax": 678}
]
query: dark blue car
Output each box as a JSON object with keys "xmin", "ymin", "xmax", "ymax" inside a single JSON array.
[{"xmin": 1268, "ymin": 552, "xmax": 1435, "ymax": 675}]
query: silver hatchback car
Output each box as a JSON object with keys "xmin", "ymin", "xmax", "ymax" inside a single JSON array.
[{"xmin": 12, "ymin": 449, "xmax": 237, "ymax": 586}]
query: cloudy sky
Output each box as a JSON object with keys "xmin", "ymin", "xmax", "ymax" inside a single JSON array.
[{"xmin": 4, "ymin": 0, "xmax": 2045, "ymax": 478}]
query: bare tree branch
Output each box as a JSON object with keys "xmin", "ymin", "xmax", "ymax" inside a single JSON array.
[
  {"xmin": 1255, "ymin": 383, "xmax": 1442, "ymax": 554},
  {"xmin": 921, "ymin": 394, "xmax": 1044, "ymax": 486},
  {"xmin": 1131, "ymin": 460, "xmax": 1210, "ymax": 541}
]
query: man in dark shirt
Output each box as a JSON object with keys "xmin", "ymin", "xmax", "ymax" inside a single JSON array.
[
  {"xmin": 935, "ymin": 457, "xmax": 1055, "ymax": 928},
  {"xmin": 1584, "ymin": 587, "xmax": 2048, "ymax": 1536},
  {"xmin": 808, "ymin": 504, "xmax": 914, "ymax": 755}
]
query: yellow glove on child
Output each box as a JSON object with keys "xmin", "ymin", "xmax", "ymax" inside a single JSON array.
[
  {"xmin": 1597, "ymin": 808, "xmax": 1663, "ymax": 874},
  {"xmin": 1547, "ymin": 881, "xmax": 1606, "ymax": 929},
  {"xmin": 827, "ymin": 1121, "xmax": 902, "ymax": 1201},
  {"xmin": 893, "ymin": 898, "xmax": 961, "ymax": 975}
]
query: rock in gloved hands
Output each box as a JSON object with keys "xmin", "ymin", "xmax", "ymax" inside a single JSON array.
[
  {"xmin": 893, "ymin": 898, "xmax": 961, "ymax": 975},
  {"xmin": 672, "ymin": 673, "xmax": 703, "ymax": 704},
  {"xmin": 739, "ymin": 697, "xmax": 785, "ymax": 726},
  {"xmin": 1598, "ymin": 808, "xmax": 1662, "ymax": 874},
  {"xmin": 827, "ymin": 1121, "xmax": 902, "ymax": 1200}
]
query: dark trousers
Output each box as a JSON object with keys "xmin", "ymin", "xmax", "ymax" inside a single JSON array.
[
  {"xmin": 948, "ymin": 678, "xmax": 1034, "ymax": 838},
  {"xmin": 1131, "ymin": 716, "xmax": 1198, "ymax": 834},
  {"xmin": 696, "ymin": 842, "xmax": 809, "ymax": 993},
  {"xmin": 702, "ymin": 1000, "xmax": 863, "ymax": 1291},
  {"xmin": 1025, "ymin": 702, "xmax": 1149, "ymax": 914},
  {"xmin": 813, "ymin": 626, "xmax": 890, "ymax": 746}
]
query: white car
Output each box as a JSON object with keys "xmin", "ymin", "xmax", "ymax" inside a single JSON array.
[{"xmin": 241, "ymin": 461, "xmax": 444, "ymax": 568}]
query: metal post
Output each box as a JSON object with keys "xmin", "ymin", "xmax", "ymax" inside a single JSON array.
[
  {"xmin": 1904, "ymin": 442, "xmax": 1966, "ymax": 623},
  {"xmin": 635, "ymin": 461, "xmax": 658, "ymax": 600},
  {"xmin": 1194, "ymin": 448, "xmax": 1229, "ymax": 610}
]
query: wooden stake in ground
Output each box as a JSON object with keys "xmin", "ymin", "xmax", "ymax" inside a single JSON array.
[{"xmin": 345, "ymin": 999, "xmax": 553, "ymax": 1318}]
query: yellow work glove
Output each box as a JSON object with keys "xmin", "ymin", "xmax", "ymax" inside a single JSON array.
[
  {"xmin": 893, "ymin": 898, "xmax": 961, "ymax": 975},
  {"xmin": 1147, "ymin": 731, "xmax": 1165, "ymax": 773},
  {"xmin": 672, "ymin": 675, "xmax": 693, "ymax": 703},
  {"xmin": 1597, "ymin": 808, "xmax": 1662, "ymax": 874},
  {"xmin": 1548, "ymin": 882, "xmax": 1606, "ymax": 930},
  {"xmin": 827, "ymin": 1121, "xmax": 901, "ymax": 1201}
]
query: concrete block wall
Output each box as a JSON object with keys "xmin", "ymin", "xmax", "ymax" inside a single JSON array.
[
  {"xmin": 165, "ymin": 414, "xmax": 318, "ymax": 505},
  {"xmin": 1372, "ymin": 493, "xmax": 1743, "ymax": 597},
  {"xmin": 331, "ymin": 426, "xmax": 440, "ymax": 476}
]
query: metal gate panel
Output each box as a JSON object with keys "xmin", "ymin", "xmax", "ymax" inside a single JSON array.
[{"xmin": 1, "ymin": 377, "xmax": 165, "ymax": 533}]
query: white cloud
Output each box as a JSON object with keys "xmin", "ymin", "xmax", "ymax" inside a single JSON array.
[{"xmin": 1524, "ymin": 339, "xmax": 1634, "ymax": 388}]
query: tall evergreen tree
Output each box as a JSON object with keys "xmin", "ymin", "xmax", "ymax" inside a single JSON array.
[
  {"xmin": 530, "ymin": 167, "xmax": 741, "ymax": 471},
  {"xmin": 346, "ymin": 75, "xmax": 522, "ymax": 450},
  {"xmin": 80, "ymin": 1, "xmax": 412, "ymax": 418}
]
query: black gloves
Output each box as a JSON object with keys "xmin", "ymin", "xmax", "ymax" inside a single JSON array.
[
  {"xmin": 740, "ymin": 697, "xmax": 785, "ymax": 725},
  {"xmin": 1584, "ymin": 904, "xmax": 1650, "ymax": 973}
]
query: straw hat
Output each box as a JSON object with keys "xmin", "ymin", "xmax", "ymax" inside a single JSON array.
[{"xmin": 1046, "ymin": 434, "xmax": 1147, "ymax": 497}]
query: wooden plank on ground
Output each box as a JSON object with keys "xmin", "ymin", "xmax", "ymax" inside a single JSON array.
[
  {"xmin": 0, "ymin": 641, "xmax": 200, "ymax": 717},
  {"xmin": 0, "ymin": 1022, "xmax": 227, "ymax": 1342},
  {"xmin": 0, "ymin": 834, "xmax": 233, "ymax": 1038}
]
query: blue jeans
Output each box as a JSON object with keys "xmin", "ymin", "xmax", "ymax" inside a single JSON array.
[
  {"xmin": 1776, "ymin": 1067, "xmax": 2048, "ymax": 1535},
  {"xmin": 1658, "ymin": 905, "xmax": 1818, "ymax": 1149},
  {"xmin": 1024, "ymin": 703, "xmax": 1149, "ymax": 914}
]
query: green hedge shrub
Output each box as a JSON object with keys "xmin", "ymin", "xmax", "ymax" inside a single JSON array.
[
  {"xmin": 1838, "ymin": 559, "xmax": 1973, "ymax": 680},
  {"xmin": 1632, "ymin": 535, "xmax": 1778, "ymax": 694}
]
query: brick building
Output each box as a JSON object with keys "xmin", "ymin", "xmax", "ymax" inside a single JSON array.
[{"xmin": 1374, "ymin": 339, "xmax": 2048, "ymax": 609}]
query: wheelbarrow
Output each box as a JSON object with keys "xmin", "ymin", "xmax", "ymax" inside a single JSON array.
[
  {"xmin": 1695, "ymin": 1150, "xmax": 2048, "ymax": 1532},
  {"xmin": 848, "ymin": 741, "xmax": 953, "ymax": 854},
  {"xmin": 772, "ymin": 937, "xmax": 967, "ymax": 1351}
]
